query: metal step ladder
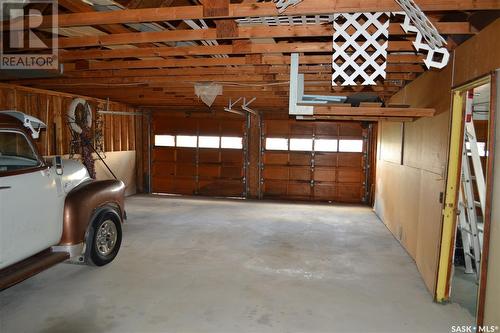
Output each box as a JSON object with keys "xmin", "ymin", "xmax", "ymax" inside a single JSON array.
[{"xmin": 457, "ymin": 91, "xmax": 485, "ymax": 280}]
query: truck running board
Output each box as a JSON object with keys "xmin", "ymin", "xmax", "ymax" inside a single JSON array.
[{"xmin": 0, "ymin": 249, "xmax": 69, "ymax": 291}]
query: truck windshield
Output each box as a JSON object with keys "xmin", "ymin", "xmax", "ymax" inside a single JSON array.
[{"xmin": 0, "ymin": 131, "xmax": 41, "ymax": 172}]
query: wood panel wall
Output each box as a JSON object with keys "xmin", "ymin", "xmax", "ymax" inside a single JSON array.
[
  {"xmin": 0, "ymin": 83, "xmax": 141, "ymax": 195},
  {"xmin": 0, "ymin": 83, "xmax": 137, "ymax": 157},
  {"xmin": 374, "ymin": 18, "xmax": 500, "ymax": 307},
  {"xmin": 452, "ymin": 18, "xmax": 500, "ymax": 327}
]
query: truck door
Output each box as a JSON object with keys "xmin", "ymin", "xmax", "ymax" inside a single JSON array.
[{"xmin": 0, "ymin": 130, "xmax": 63, "ymax": 269}]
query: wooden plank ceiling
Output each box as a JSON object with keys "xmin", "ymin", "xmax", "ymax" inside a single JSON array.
[{"xmin": 1, "ymin": 0, "xmax": 499, "ymax": 114}]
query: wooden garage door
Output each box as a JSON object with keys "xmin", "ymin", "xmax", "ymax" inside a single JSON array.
[
  {"xmin": 262, "ymin": 120, "xmax": 368, "ymax": 203},
  {"xmin": 152, "ymin": 115, "xmax": 246, "ymax": 197}
]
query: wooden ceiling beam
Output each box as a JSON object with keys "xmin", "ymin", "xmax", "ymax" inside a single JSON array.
[
  {"xmin": 59, "ymin": 41, "xmax": 417, "ymax": 61},
  {"xmin": 58, "ymin": 0, "xmax": 134, "ymax": 35},
  {"xmin": 36, "ymin": 1, "xmax": 499, "ymax": 28},
  {"xmin": 63, "ymin": 55, "xmax": 425, "ymax": 72},
  {"xmin": 14, "ymin": 80, "xmax": 401, "ymax": 92},
  {"xmin": 57, "ymin": 0, "xmax": 162, "ymax": 50},
  {"xmin": 56, "ymin": 25, "xmax": 331, "ymax": 48},
  {"xmin": 62, "ymin": 67, "xmax": 416, "ymax": 81},
  {"xmin": 300, "ymin": 115, "xmax": 416, "ymax": 122},
  {"xmin": 7, "ymin": 73, "xmax": 412, "ymax": 86},
  {"xmin": 54, "ymin": 21, "xmax": 472, "ymax": 49},
  {"xmin": 52, "ymin": 88, "xmax": 383, "ymax": 101},
  {"xmin": 311, "ymin": 105, "xmax": 436, "ymax": 117}
]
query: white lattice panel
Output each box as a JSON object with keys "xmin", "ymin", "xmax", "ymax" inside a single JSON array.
[
  {"xmin": 395, "ymin": 12, "xmax": 450, "ymax": 69},
  {"xmin": 332, "ymin": 12, "xmax": 389, "ymax": 86},
  {"xmin": 273, "ymin": 0, "xmax": 303, "ymax": 14},
  {"xmin": 237, "ymin": 15, "xmax": 334, "ymax": 26},
  {"xmin": 395, "ymin": 0, "xmax": 446, "ymax": 49}
]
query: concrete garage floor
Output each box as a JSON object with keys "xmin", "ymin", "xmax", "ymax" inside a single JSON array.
[{"xmin": 1, "ymin": 195, "xmax": 473, "ymax": 333}]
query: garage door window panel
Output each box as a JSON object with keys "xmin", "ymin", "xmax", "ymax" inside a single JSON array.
[
  {"xmin": 266, "ymin": 138, "xmax": 289, "ymax": 151},
  {"xmin": 339, "ymin": 139, "xmax": 364, "ymax": 153},
  {"xmin": 199, "ymin": 136, "xmax": 220, "ymax": 149},
  {"xmin": 221, "ymin": 137, "xmax": 243, "ymax": 149},
  {"xmin": 290, "ymin": 138, "xmax": 313, "ymax": 151},
  {"xmin": 315, "ymin": 139, "xmax": 338, "ymax": 152},
  {"xmin": 176, "ymin": 135, "xmax": 198, "ymax": 148},
  {"xmin": 154, "ymin": 135, "xmax": 175, "ymax": 147}
]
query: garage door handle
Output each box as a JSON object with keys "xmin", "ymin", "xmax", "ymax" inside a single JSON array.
[{"xmin": 0, "ymin": 186, "xmax": 11, "ymax": 190}]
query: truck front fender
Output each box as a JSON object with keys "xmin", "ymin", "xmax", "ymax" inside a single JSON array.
[{"xmin": 59, "ymin": 180, "xmax": 125, "ymax": 246}]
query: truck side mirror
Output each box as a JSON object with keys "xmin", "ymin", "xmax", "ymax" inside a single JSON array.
[{"xmin": 54, "ymin": 156, "xmax": 64, "ymax": 175}]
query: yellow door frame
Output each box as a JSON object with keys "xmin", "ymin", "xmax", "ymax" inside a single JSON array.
[{"xmin": 435, "ymin": 75, "xmax": 491, "ymax": 303}]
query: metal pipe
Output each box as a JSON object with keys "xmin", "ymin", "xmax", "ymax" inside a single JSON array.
[
  {"xmin": 147, "ymin": 111, "xmax": 152, "ymax": 193},
  {"xmin": 98, "ymin": 110, "xmax": 143, "ymax": 116},
  {"xmin": 363, "ymin": 124, "xmax": 373, "ymax": 204},
  {"xmin": 258, "ymin": 115, "xmax": 263, "ymax": 199}
]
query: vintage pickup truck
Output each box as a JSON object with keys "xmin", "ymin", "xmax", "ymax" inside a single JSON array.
[{"xmin": 0, "ymin": 111, "xmax": 125, "ymax": 290}]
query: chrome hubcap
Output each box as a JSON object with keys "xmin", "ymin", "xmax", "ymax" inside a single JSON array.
[{"xmin": 96, "ymin": 220, "xmax": 117, "ymax": 256}]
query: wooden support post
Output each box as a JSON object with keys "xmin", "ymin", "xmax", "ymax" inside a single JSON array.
[
  {"xmin": 215, "ymin": 19, "xmax": 238, "ymax": 39},
  {"xmin": 203, "ymin": 0, "xmax": 229, "ymax": 17}
]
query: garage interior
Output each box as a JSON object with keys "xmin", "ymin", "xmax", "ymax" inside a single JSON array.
[{"xmin": 0, "ymin": 1, "xmax": 499, "ymax": 332}]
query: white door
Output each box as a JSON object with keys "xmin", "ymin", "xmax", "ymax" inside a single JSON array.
[{"xmin": 0, "ymin": 130, "xmax": 63, "ymax": 269}]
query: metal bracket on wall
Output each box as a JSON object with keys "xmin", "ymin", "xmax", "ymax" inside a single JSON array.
[
  {"xmin": 289, "ymin": 53, "xmax": 347, "ymax": 116},
  {"xmin": 224, "ymin": 97, "xmax": 260, "ymax": 117}
]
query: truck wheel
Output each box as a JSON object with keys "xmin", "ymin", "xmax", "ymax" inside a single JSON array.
[{"xmin": 85, "ymin": 207, "xmax": 122, "ymax": 266}]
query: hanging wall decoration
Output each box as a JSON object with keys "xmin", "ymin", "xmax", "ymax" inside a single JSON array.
[
  {"xmin": 67, "ymin": 98, "xmax": 96, "ymax": 179},
  {"xmin": 332, "ymin": 12, "xmax": 390, "ymax": 86}
]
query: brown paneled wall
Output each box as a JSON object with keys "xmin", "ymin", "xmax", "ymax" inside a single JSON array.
[{"xmin": 0, "ymin": 83, "xmax": 137, "ymax": 156}]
